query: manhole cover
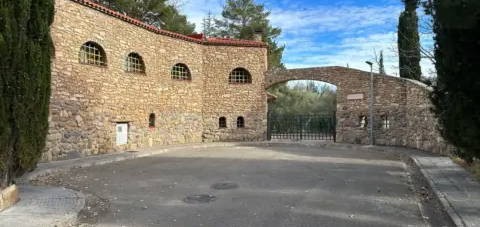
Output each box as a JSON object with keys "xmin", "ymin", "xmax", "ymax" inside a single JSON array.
[
  {"xmin": 183, "ymin": 194, "xmax": 217, "ymax": 204},
  {"xmin": 211, "ymin": 182, "xmax": 239, "ymax": 190},
  {"xmin": 126, "ymin": 150, "xmax": 139, "ymax": 153}
]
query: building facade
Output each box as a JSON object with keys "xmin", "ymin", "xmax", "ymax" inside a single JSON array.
[
  {"xmin": 45, "ymin": 0, "xmax": 268, "ymax": 160},
  {"xmin": 45, "ymin": 0, "xmax": 450, "ymax": 161}
]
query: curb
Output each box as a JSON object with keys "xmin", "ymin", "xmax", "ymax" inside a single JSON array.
[
  {"xmin": 410, "ymin": 156, "xmax": 467, "ymax": 227},
  {"xmin": 21, "ymin": 142, "xmax": 245, "ymax": 182}
]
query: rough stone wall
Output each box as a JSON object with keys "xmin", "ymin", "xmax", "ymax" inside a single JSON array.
[
  {"xmin": 202, "ymin": 46, "xmax": 268, "ymax": 142},
  {"xmin": 404, "ymin": 81, "xmax": 451, "ymax": 154},
  {"xmin": 265, "ymin": 67, "xmax": 450, "ymax": 155},
  {"xmin": 45, "ymin": 0, "xmax": 267, "ymax": 160}
]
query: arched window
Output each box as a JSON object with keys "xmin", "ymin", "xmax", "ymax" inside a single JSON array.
[
  {"xmin": 149, "ymin": 113, "xmax": 156, "ymax": 128},
  {"xmin": 219, "ymin": 117, "xmax": 227, "ymax": 128},
  {"xmin": 79, "ymin": 41, "xmax": 107, "ymax": 66},
  {"xmin": 125, "ymin": 53, "xmax": 145, "ymax": 73},
  {"xmin": 171, "ymin": 63, "xmax": 191, "ymax": 80},
  {"xmin": 237, "ymin": 116, "xmax": 245, "ymax": 128},
  {"xmin": 229, "ymin": 68, "xmax": 252, "ymax": 84}
]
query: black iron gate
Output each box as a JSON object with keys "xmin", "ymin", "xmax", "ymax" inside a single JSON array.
[{"xmin": 267, "ymin": 114, "xmax": 336, "ymax": 141}]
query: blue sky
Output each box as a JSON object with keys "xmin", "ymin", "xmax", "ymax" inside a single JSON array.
[{"xmin": 179, "ymin": 0, "xmax": 434, "ymax": 76}]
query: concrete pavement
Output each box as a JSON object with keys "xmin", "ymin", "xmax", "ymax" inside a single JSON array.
[
  {"xmin": 0, "ymin": 142, "xmax": 478, "ymax": 226},
  {"xmin": 28, "ymin": 143, "xmax": 447, "ymax": 226},
  {"xmin": 0, "ymin": 184, "xmax": 85, "ymax": 227}
]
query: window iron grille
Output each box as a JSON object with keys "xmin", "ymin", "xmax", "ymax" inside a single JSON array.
[
  {"xmin": 382, "ymin": 115, "xmax": 390, "ymax": 129},
  {"xmin": 229, "ymin": 68, "xmax": 252, "ymax": 84},
  {"xmin": 79, "ymin": 42, "xmax": 106, "ymax": 66},
  {"xmin": 126, "ymin": 53, "xmax": 145, "ymax": 73},
  {"xmin": 171, "ymin": 63, "xmax": 191, "ymax": 80}
]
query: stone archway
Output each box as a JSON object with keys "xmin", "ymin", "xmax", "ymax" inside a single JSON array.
[{"xmin": 264, "ymin": 66, "xmax": 445, "ymax": 153}]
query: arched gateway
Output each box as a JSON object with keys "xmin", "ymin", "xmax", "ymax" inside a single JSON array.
[{"xmin": 264, "ymin": 66, "xmax": 446, "ymax": 153}]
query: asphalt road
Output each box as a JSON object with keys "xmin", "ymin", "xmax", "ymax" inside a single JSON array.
[{"xmin": 42, "ymin": 144, "xmax": 449, "ymax": 227}]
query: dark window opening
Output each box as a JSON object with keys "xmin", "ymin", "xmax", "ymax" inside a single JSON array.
[
  {"xmin": 219, "ymin": 117, "xmax": 227, "ymax": 128},
  {"xmin": 149, "ymin": 113, "xmax": 156, "ymax": 128},
  {"xmin": 237, "ymin": 116, "xmax": 245, "ymax": 128},
  {"xmin": 229, "ymin": 68, "xmax": 252, "ymax": 84}
]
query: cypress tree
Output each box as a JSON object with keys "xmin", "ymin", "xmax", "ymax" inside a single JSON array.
[
  {"xmin": 0, "ymin": 0, "xmax": 54, "ymax": 188},
  {"xmin": 398, "ymin": 0, "xmax": 421, "ymax": 80},
  {"xmin": 429, "ymin": 0, "xmax": 480, "ymax": 163},
  {"xmin": 379, "ymin": 51, "xmax": 386, "ymax": 75}
]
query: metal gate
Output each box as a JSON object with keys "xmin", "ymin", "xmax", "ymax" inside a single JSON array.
[{"xmin": 267, "ymin": 114, "xmax": 336, "ymax": 141}]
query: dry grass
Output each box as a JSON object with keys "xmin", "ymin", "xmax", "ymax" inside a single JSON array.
[{"xmin": 451, "ymin": 156, "xmax": 480, "ymax": 181}]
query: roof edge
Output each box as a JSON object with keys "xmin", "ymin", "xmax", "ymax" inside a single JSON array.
[{"xmin": 69, "ymin": 0, "xmax": 268, "ymax": 48}]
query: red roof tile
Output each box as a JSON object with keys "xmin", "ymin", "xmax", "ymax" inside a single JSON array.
[{"xmin": 69, "ymin": 0, "xmax": 267, "ymax": 48}]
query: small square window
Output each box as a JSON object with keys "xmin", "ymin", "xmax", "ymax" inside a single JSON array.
[
  {"xmin": 219, "ymin": 117, "xmax": 227, "ymax": 128},
  {"xmin": 237, "ymin": 117, "xmax": 245, "ymax": 128}
]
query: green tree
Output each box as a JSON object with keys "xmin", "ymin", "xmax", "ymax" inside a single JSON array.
[
  {"xmin": 93, "ymin": 0, "xmax": 195, "ymax": 35},
  {"xmin": 268, "ymin": 82, "xmax": 336, "ymax": 116},
  {"xmin": 428, "ymin": 0, "xmax": 480, "ymax": 163},
  {"xmin": 214, "ymin": 0, "xmax": 285, "ymax": 69},
  {"xmin": 398, "ymin": 0, "xmax": 421, "ymax": 80},
  {"xmin": 0, "ymin": 0, "xmax": 54, "ymax": 188},
  {"xmin": 202, "ymin": 11, "xmax": 216, "ymax": 38}
]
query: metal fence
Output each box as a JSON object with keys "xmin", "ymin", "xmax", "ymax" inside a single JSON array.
[{"xmin": 267, "ymin": 114, "xmax": 336, "ymax": 141}]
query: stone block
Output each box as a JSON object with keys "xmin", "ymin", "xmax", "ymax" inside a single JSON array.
[{"xmin": 0, "ymin": 185, "xmax": 19, "ymax": 211}]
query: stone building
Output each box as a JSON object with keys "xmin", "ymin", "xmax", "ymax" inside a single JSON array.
[
  {"xmin": 46, "ymin": 0, "xmax": 449, "ymax": 161},
  {"xmin": 46, "ymin": 0, "xmax": 268, "ymax": 160}
]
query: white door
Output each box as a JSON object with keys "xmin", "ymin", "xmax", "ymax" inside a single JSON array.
[{"xmin": 116, "ymin": 123, "xmax": 128, "ymax": 145}]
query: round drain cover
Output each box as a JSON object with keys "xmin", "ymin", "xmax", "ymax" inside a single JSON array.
[
  {"xmin": 183, "ymin": 194, "xmax": 217, "ymax": 204},
  {"xmin": 211, "ymin": 182, "xmax": 239, "ymax": 190}
]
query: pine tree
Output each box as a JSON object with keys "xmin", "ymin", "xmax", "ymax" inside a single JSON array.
[
  {"xmin": 398, "ymin": 0, "xmax": 421, "ymax": 80},
  {"xmin": 93, "ymin": 0, "xmax": 195, "ymax": 35},
  {"xmin": 429, "ymin": 0, "xmax": 480, "ymax": 163},
  {"xmin": 202, "ymin": 11, "xmax": 216, "ymax": 38},
  {"xmin": 0, "ymin": 0, "xmax": 54, "ymax": 188},
  {"xmin": 214, "ymin": 0, "xmax": 285, "ymax": 69}
]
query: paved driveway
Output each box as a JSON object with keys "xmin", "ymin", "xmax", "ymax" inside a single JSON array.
[{"xmin": 46, "ymin": 144, "xmax": 431, "ymax": 227}]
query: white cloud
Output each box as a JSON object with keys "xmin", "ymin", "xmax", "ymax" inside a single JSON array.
[
  {"xmin": 284, "ymin": 32, "xmax": 398, "ymax": 72},
  {"xmin": 283, "ymin": 32, "xmax": 435, "ymax": 77},
  {"xmin": 269, "ymin": 5, "xmax": 402, "ymax": 35}
]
